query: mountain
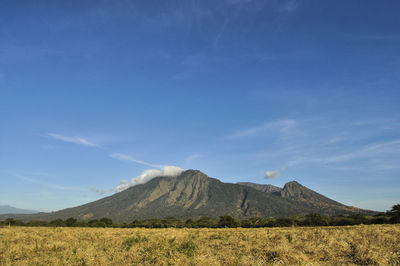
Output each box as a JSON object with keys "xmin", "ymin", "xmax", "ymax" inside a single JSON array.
[
  {"xmin": 0, "ymin": 205, "xmax": 38, "ymax": 215},
  {"xmin": 0, "ymin": 170, "xmax": 374, "ymax": 222},
  {"xmin": 238, "ymin": 181, "xmax": 359, "ymax": 216}
]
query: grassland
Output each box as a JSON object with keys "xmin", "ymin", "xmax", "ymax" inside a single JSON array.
[{"xmin": 0, "ymin": 224, "xmax": 399, "ymax": 265}]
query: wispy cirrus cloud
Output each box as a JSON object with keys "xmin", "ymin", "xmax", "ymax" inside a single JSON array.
[
  {"xmin": 6, "ymin": 171, "xmax": 86, "ymax": 192},
  {"xmin": 227, "ymin": 119, "xmax": 296, "ymax": 139},
  {"xmin": 109, "ymin": 153, "xmax": 162, "ymax": 168},
  {"xmin": 185, "ymin": 153, "xmax": 205, "ymax": 164},
  {"xmin": 236, "ymin": 117, "xmax": 400, "ymax": 174},
  {"xmin": 288, "ymin": 139, "xmax": 400, "ymax": 166},
  {"xmin": 47, "ymin": 133, "xmax": 99, "ymax": 147},
  {"xmin": 355, "ymin": 34, "xmax": 400, "ymax": 42}
]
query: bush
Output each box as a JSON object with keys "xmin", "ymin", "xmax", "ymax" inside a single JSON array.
[
  {"xmin": 274, "ymin": 217, "xmax": 297, "ymax": 227},
  {"xmin": 26, "ymin": 220, "xmax": 48, "ymax": 227},
  {"xmin": 100, "ymin": 218, "xmax": 113, "ymax": 227},
  {"xmin": 177, "ymin": 239, "xmax": 197, "ymax": 257},
  {"xmin": 50, "ymin": 219, "xmax": 65, "ymax": 227},
  {"xmin": 88, "ymin": 220, "xmax": 107, "ymax": 227},
  {"xmin": 185, "ymin": 219, "xmax": 196, "ymax": 228},
  {"xmin": 304, "ymin": 213, "xmax": 328, "ymax": 226},
  {"xmin": 218, "ymin": 216, "xmax": 239, "ymax": 228},
  {"xmin": 195, "ymin": 217, "xmax": 219, "ymax": 228},
  {"xmin": 65, "ymin": 218, "xmax": 78, "ymax": 227},
  {"xmin": 388, "ymin": 204, "xmax": 400, "ymax": 223}
]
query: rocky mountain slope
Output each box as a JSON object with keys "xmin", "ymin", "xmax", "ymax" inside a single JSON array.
[{"xmin": 238, "ymin": 181, "xmax": 359, "ymax": 215}]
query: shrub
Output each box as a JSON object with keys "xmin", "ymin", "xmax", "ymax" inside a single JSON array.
[
  {"xmin": 177, "ymin": 239, "xmax": 197, "ymax": 257},
  {"xmin": 218, "ymin": 216, "xmax": 239, "ymax": 228},
  {"xmin": 100, "ymin": 218, "xmax": 113, "ymax": 227},
  {"xmin": 65, "ymin": 218, "xmax": 78, "ymax": 227},
  {"xmin": 50, "ymin": 219, "xmax": 65, "ymax": 227},
  {"xmin": 304, "ymin": 213, "xmax": 328, "ymax": 226}
]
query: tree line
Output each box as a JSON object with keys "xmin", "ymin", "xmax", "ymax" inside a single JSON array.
[{"xmin": 1, "ymin": 204, "xmax": 399, "ymax": 228}]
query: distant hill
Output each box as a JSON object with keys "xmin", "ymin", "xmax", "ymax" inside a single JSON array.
[
  {"xmin": 0, "ymin": 170, "xmax": 375, "ymax": 222},
  {"xmin": 0, "ymin": 205, "xmax": 38, "ymax": 215}
]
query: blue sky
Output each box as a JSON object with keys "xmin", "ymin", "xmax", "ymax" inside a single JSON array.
[{"xmin": 1, "ymin": 0, "xmax": 399, "ymax": 212}]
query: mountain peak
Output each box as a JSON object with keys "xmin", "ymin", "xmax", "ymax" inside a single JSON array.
[
  {"xmin": 284, "ymin": 181, "xmax": 302, "ymax": 187},
  {"xmin": 181, "ymin": 169, "xmax": 203, "ymax": 176},
  {"xmin": 281, "ymin": 181, "xmax": 308, "ymax": 198},
  {"xmin": 177, "ymin": 169, "xmax": 210, "ymax": 181}
]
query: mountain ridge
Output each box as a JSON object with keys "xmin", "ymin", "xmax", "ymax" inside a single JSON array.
[
  {"xmin": 0, "ymin": 170, "xmax": 375, "ymax": 222},
  {"xmin": 0, "ymin": 205, "xmax": 38, "ymax": 215}
]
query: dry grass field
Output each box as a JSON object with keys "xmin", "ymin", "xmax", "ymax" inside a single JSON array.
[{"xmin": 0, "ymin": 224, "xmax": 399, "ymax": 265}]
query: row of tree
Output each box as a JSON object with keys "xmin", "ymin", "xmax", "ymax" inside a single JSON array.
[{"xmin": 2, "ymin": 204, "xmax": 399, "ymax": 228}]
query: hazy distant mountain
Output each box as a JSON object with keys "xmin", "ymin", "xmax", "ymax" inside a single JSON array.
[
  {"xmin": 0, "ymin": 170, "xmax": 374, "ymax": 222},
  {"xmin": 0, "ymin": 205, "xmax": 38, "ymax": 215}
]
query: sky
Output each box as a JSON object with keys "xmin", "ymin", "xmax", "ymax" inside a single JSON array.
[{"xmin": 1, "ymin": 0, "xmax": 399, "ymax": 212}]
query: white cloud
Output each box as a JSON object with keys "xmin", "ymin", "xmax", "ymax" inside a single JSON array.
[
  {"xmin": 227, "ymin": 119, "xmax": 295, "ymax": 139},
  {"xmin": 90, "ymin": 187, "xmax": 115, "ymax": 196},
  {"xmin": 109, "ymin": 153, "xmax": 162, "ymax": 168},
  {"xmin": 48, "ymin": 133, "xmax": 99, "ymax": 147},
  {"xmin": 265, "ymin": 171, "xmax": 280, "ymax": 179},
  {"xmin": 116, "ymin": 166, "xmax": 184, "ymax": 192}
]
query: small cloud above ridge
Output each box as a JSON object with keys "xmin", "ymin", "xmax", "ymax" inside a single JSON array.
[{"xmin": 265, "ymin": 171, "xmax": 280, "ymax": 179}]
